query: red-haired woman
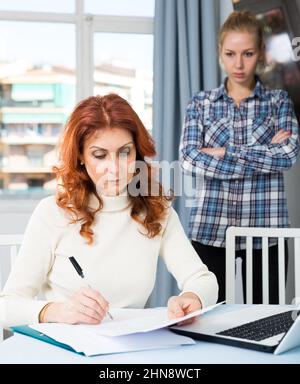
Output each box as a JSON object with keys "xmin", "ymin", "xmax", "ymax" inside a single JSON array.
[{"xmin": 1, "ymin": 94, "xmax": 218, "ymax": 327}]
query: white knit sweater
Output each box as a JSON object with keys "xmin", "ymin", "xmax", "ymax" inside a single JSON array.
[{"xmin": 0, "ymin": 193, "xmax": 218, "ymax": 326}]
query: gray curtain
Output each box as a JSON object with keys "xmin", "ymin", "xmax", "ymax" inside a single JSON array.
[{"xmin": 147, "ymin": 0, "xmax": 222, "ymax": 307}]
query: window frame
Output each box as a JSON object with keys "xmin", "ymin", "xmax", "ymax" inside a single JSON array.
[
  {"xmin": 0, "ymin": 0, "xmax": 154, "ymax": 195},
  {"xmin": 0, "ymin": 0, "xmax": 154, "ymax": 102}
]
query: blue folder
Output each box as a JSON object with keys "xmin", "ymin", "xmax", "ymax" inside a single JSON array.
[{"xmin": 11, "ymin": 325, "xmax": 84, "ymax": 355}]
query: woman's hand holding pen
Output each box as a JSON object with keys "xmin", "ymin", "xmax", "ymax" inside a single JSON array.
[
  {"xmin": 41, "ymin": 287, "xmax": 110, "ymax": 324},
  {"xmin": 167, "ymin": 292, "xmax": 202, "ymax": 326}
]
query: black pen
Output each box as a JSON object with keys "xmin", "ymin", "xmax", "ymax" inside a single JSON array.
[{"xmin": 69, "ymin": 256, "xmax": 113, "ymax": 320}]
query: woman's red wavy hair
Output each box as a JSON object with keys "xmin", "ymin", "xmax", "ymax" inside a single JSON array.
[{"xmin": 53, "ymin": 94, "xmax": 172, "ymax": 245}]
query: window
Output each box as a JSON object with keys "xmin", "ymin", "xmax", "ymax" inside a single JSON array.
[
  {"xmin": 27, "ymin": 146, "xmax": 44, "ymax": 167},
  {"xmin": 85, "ymin": 0, "xmax": 155, "ymax": 17},
  {"xmin": 94, "ymin": 33, "xmax": 153, "ymax": 131},
  {"xmin": 0, "ymin": 21, "xmax": 75, "ymax": 70},
  {"xmin": 0, "ymin": 0, "xmax": 154, "ymax": 195},
  {"xmin": 27, "ymin": 179, "xmax": 44, "ymax": 188},
  {"xmin": 0, "ymin": 0, "xmax": 75, "ymax": 13},
  {"xmin": 0, "ymin": 20, "xmax": 75, "ymax": 193}
]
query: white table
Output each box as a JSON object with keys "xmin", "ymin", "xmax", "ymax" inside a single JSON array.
[{"xmin": 0, "ymin": 305, "xmax": 299, "ymax": 364}]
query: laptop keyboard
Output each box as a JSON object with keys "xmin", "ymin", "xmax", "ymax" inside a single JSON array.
[{"xmin": 217, "ymin": 310, "xmax": 299, "ymax": 341}]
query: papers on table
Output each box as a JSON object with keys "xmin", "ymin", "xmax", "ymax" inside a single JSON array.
[
  {"xmin": 78, "ymin": 303, "xmax": 222, "ymax": 337},
  {"xmin": 30, "ymin": 303, "xmax": 222, "ymax": 356},
  {"xmin": 28, "ymin": 325, "xmax": 195, "ymax": 356}
]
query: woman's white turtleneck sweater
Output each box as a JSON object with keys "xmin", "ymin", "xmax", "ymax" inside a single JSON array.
[{"xmin": 0, "ymin": 194, "xmax": 218, "ymax": 326}]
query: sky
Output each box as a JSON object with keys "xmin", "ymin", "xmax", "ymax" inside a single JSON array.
[
  {"xmin": 0, "ymin": 0, "xmax": 155, "ymax": 16},
  {"xmin": 0, "ymin": 0, "xmax": 154, "ymax": 71}
]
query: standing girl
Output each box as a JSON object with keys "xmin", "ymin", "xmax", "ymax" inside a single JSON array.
[{"xmin": 180, "ymin": 11, "xmax": 299, "ymax": 303}]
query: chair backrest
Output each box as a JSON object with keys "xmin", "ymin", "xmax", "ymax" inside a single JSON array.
[
  {"xmin": 0, "ymin": 235, "xmax": 23, "ymax": 289},
  {"xmin": 226, "ymin": 227, "xmax": 300, "ymax": 305}
]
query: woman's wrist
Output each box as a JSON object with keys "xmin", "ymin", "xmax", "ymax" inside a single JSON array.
[
  {"xmin": 39, "ymin": 302, "xmax": 60, "ymax": 323},
  {"xmin": 39, "ymin": 302, "xmax": 53, "ymax": 323}
]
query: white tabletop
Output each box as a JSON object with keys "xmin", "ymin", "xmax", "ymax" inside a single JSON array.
[{"xmin": 1, "ymin": 305, "xmax": 299, "ymax": 364}]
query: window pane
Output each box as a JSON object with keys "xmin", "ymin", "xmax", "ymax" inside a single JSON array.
[
  {"xmin": 86, "ymin": 0, "xmax": 155, "ymax": 17},
  {"xmin": 94, "ymin": 33, "xmax": 153, "ymax": 132},
  {"xmin": 0, "ymin": 21, "xmax": 76, "ymax": 195},
  {"xmin": 0, "ymin": 0, "xmax": 75, "ymax": 13}
]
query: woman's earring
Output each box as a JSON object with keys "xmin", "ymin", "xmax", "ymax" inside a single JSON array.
[{"xmin": 80, "ymin": 161, "xmax": 84, "ymax": 165}]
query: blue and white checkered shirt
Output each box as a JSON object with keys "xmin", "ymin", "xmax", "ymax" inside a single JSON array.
[{"xmin": 180, "ymin": 76, "xmax": 299, "ymax": 249}]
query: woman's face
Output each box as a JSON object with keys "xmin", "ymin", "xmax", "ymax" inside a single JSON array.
[
  {"xmin": 220, "ymin": 31, "xmax": 262, "ymax": 86},
  {"xmin": 82, "ymin": 127, "xmax": 136, "ymax": 196}
]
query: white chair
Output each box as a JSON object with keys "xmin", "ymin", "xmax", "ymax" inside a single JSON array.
[
  {"xmin": 0, "ymin": 235, "xmax": 23, "ymax": 290},
  {"xmin": 226, "ymin": 227, "xmax": 300, "ymax": 305},
  {"xmin": 0, "ymin": 235, "xmax": 23, "ymax": 342}
]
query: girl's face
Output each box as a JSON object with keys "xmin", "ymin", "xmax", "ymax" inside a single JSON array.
[
  {"xmin": 82, "ymin": 127, "xmax": 136, "ymax": 196},
  {"xmin": 220, "ymin": 31, "xmax": 263, "ymax": 86}
]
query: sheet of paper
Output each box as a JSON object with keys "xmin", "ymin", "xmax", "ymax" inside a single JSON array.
[
  {"xmin": 77, "ymin": 302, "xmax": 223, "ymax": 337},
  {"xmin": 30, "ymin": 303, "xmax": 222, "ymax": 355},
  {"xmin": 32, "ymin": 302, "xmax": 222, "ymax": 339},
  {"xmin": 29, "ymin": 325, "xmax": 195, "ymax": 356}
]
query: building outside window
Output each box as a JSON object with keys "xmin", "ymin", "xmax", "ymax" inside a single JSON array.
[{"xmin": 0, "ymin": 0, "xmax": 154, "ymax": 195}]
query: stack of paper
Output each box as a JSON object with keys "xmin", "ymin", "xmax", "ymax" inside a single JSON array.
[{"xmin": 29, "ymin": 304, "xmax": 221, "ymax": 356}]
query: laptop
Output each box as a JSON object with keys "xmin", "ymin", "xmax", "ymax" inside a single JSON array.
[{"xmin": 170, "ymin": 305, "xmax": 300, "ymax": 354}]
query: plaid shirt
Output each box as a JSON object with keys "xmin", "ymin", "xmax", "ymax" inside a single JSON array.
[{"xmin": 180, "ymin": 76, "xmax": 299, "ymax": 249}]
